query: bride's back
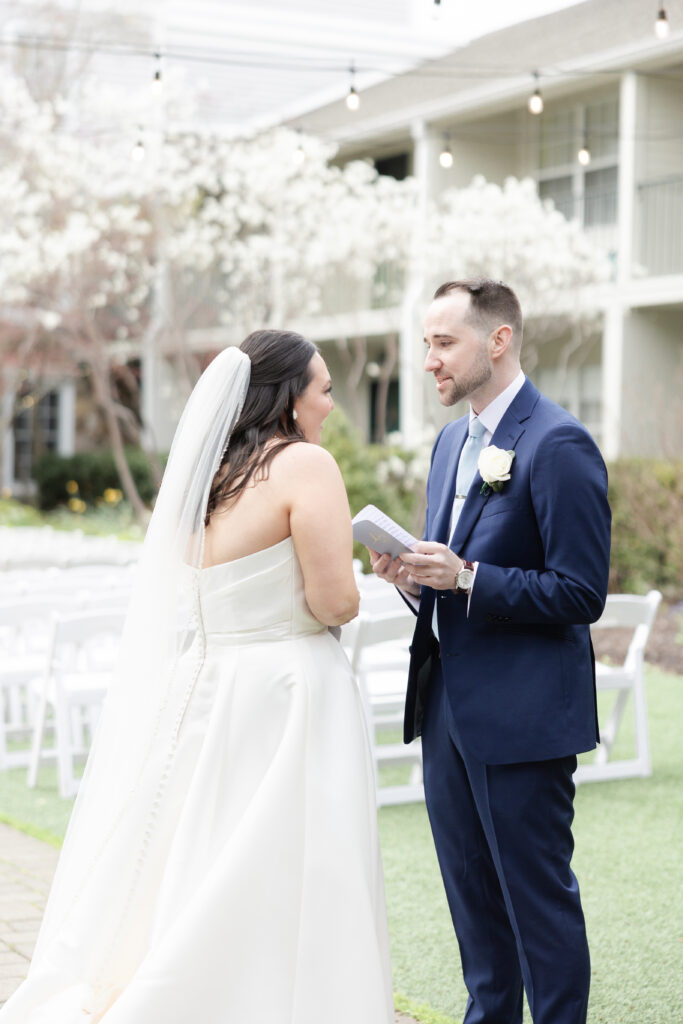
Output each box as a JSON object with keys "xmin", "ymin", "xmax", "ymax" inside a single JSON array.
[
  {"xmin": 204, "ymin": 438, "xmax": 358, "ymax": 628},
  {"xmin": 202, "ymin": 331, "xmax": 358, "ymax": 628},
  {"xmin": 203, "ymin": 442, "xmax": 301, "ymax": 567}
]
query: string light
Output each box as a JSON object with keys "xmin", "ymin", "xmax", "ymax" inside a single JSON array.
[
  {"xmin": 131, "ymin": 133, "xmax": 145, "ymax": 162},
  {"xmin": 432, "ymin": 0, "xmax": 442, "ymax": 19},
  {"xmin": 345, "ymin": 64, "xmax": 359, "ymax": 111},
  {"xmin": 439, "ymin": 135, "xmax": 453, "ymax": 168},
  {"xmin": 528, "ymin": 71, "xmax": 543, "ymax": 115},
  {"xmin": 151, "ymin": 52, "xmax": 163, "ymax": 95},
  {"xmin": 578, "ymin": 139, "xmax": 591, "ymax": 165},
  {"xmin": 655, "ymin": 6, "xmax": 670, "ymax": 38},
  {"xmin": 5, "ymin": 32, "xmax": 683, "ymax": 85}
]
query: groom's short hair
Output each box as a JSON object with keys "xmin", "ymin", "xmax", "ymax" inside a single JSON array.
[{"xmin": 434, "ymin": 278, "xmax": 523, "ymax": 350}]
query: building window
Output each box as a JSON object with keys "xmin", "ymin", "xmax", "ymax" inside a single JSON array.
[
  {"xmin": 584, "ymin": 166, "xmax": 618, "ymax": 226},
  {"xmin": 539, "ymin": 109, "xmax": 576, "ymax": 171},
  {"xmin": 375, "ymin": 152, "xmax": 410, "ymax": 180},
  {"xmin": 12, "ymin": 388, "xmax": 60, "ymax": 482},
  {"xmin": 537, "ymin": 96, "xmax": 619, "ymax": 237},
  {"xmin": 539, "ymin": 175, "xmax": 574, "ymax": 219},
  {"xmin": 369, "ymin": 379, "xmax": 400, "ymax": 442}
]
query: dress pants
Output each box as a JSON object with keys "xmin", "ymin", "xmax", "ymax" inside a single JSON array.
[{"xmin": 421, "ymin": 660, "xmax": 590, "ymax": 1024}]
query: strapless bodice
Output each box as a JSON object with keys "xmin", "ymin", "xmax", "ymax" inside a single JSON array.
[{"xmin": 197, "ymin": 536, "xmax": 325, "ymax": 644}]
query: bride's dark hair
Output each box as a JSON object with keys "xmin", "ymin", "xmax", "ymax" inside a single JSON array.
[{"xmin": 205, "ymin": 329, "xmax": 318, "ymax": 524}]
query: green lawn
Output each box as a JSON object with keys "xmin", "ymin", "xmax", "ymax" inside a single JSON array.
[
  {"xmin": 2, "ymin": 668, "xmax": 681, "ymax": 1023},
  {"xmin": 379, "ymin": 667, "xmax": 683, "ymax": 1023}
]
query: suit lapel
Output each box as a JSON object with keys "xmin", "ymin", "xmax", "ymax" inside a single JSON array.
[
  {"xmin": 430, "ymin": 420, "xmax": 468, "ymax": 543},
  {"xmin": 449, "ymin": 378, "xmax": 540, "ymax": 551}
]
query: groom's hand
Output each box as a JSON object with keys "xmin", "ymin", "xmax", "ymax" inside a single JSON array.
[
  {"xmin": 368, "ymin": 549, "xmax": 421, "ymax": 596},
  {"xmin": 399, "ymin": 542, "xmax": 463, "ymax": 590}
]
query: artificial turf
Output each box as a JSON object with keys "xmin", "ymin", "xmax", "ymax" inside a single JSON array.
[
  {"xmin": 379, "ymin": 667, "xmax": 683, "ymax": 1023},
  {"xmin": 1, "ymin": 667, "xmax": 681, "ymax": 1022}
]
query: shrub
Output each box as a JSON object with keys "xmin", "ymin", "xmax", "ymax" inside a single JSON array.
[
  {"xmin": 322, "ymin": 409, "xmax": 426, "ymax": 570},
  {"xmin": 607, "ymin": 459, "xmax": 683, "ymax": 600},
  {"xmin": 33, "ymin": 449, "xmax": 161, "ymax": 510}
]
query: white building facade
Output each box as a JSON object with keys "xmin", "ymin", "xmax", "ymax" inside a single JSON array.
[{"xmin": 285, "ymin": 0, "xmax": 683, "ymax": 459}]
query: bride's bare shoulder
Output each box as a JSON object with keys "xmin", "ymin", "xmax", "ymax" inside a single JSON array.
[{"xmin": 270, "ymin": 441, "xmax": 340, "ymax": 478}]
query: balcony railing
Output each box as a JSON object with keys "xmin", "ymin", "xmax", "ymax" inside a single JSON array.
[
  {"xmin": 636, "ymin": 175, "xmax": 683, "ymax": 277},
  {"xmin": 542, "ymin": 188, "xmax": 618, "ymax": 273},
  {"xmin": 318, "ymin": 260, "xmax": 404, "ymax": 318}
]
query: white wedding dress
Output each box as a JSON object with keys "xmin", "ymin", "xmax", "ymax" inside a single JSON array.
[{"xmin": 2, "ymin": 537, "xmax": 394, "ymax": 1024}]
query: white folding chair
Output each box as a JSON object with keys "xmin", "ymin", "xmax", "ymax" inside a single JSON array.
[
  {"xmin": 576, "ymin": 590, "xmax": 662, "ymax": 784},
  {"xmin": 343, "ymin": 601, "xmax": 422, "ymax": 807},
  {"xmin": 27, "ymin": 609, "xmax": 126, "ymax": 798},
  {"xmin": 0, "ymin": 596, "xmax": 89, "ymax": 770}
]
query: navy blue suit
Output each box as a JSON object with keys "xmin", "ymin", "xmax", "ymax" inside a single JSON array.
[{"xmin": 405, "ymin": 379, "xmax": 611, "ymax": 1023}]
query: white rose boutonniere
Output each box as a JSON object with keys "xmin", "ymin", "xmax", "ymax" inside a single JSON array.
[{"xmin": 478, "ymin": 445, "xmax": 515, "ymax": 496}]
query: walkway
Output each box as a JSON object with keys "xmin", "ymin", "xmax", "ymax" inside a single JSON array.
[
  {"xmin": 0, "ymin": 823, "xmax": 418, "ymax": 1022},
  {"xmin": 0, "ymin": 823, "xmax": 58, "ymax": 1006}
]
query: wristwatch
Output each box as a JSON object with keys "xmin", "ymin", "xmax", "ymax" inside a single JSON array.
[{"xmin": 454, "ymin": 559, "xmax": 475, "ymax": 595}]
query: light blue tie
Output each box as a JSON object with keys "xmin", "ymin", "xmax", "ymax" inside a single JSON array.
[
  {"xmin": 448, "ymin": 416, "xmax": 486, "ymax": 544},
  {"xmin": 455, "ymin": 416, "xmax": 487, "ymax": 498},
  {"xmin": 434, "ymin": 416, "xmax": 487, "ymax": 640}
]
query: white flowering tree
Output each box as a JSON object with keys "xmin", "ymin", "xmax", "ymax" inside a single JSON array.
[
  {"xmin": 426, "ymin": 175, "xmax": 611, "ymax": 370},
  {"xmin": 154, "ymin": 127, "xmax": 415, "ymax": 335},
  {"xmin": 0, "ymin": 62, "xmax": 415, "ymax": 515},
  {"xmin": 1, "ymin": 39, "xmax": 611, "ymax": 512}
]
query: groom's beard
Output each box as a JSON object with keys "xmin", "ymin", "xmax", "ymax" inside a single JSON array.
[{"xmin": 437, "ymin": 343, "xmax": 492, "ymax": 406}]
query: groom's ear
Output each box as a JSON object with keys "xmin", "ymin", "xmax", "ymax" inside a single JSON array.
[{"xmin": 490, "ymin": 324, "xmax": 513, "ymax": 360}]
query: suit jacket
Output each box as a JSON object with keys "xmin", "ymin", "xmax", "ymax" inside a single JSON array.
[{"xmin": 404, "ymin": 378, "xmax": 611, "ymax": 764}]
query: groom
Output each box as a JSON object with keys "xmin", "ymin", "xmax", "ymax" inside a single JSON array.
[{"xmin": 370, "ymin": 279, "xmax": 611, "ymax": 1024}]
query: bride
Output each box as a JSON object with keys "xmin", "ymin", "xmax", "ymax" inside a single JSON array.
[{"xmin": 1, "ymin": 330, "xmax": 394, "ymax": 1023}]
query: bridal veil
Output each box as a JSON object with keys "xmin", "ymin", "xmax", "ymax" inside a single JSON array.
[{"xmin": 23, "ymin": 347, "xmax": 251, "ymax": 1015}]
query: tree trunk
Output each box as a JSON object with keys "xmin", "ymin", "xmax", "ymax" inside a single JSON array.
[
  {"xmin": 90, "ymin": 360, "xmax": 148, "ymax": 522},
  {"xmin": 334, "ymin": 336, "xmax": 367, "ymax": 426},
  {"xmin": 374, "ymin": 334, "xmax": 398, "ymax": 444}
]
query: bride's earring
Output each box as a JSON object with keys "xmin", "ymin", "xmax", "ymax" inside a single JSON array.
[{"xmin": 292, "ymin": 409, "xmax": 298, "ymax": 421}]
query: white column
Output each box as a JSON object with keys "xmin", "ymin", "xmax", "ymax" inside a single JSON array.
[
  {"xmin": 617, "ymin": 72, "xmax": 638, "ymax": 288},
  {"xmin": 599, "ymin": 71, "xmax": 638, "ymax": 460},
  {"xmin": 141, "ymin": 333, "xmax": 158, "ymax": 453},
  {"xmin": 601, "ymin": 301, "xmax": 624, "ymax": 461},
  {"xmin": 57, "ymin": 380, "xmax": 76, "ymax": 456},
  {"xmin": 141, "ymin": 256, "xmax": 171, "ymax": 453},
  {"xmin": 399, "ymin": 119, "xmax": 438, "ymax": 443}
]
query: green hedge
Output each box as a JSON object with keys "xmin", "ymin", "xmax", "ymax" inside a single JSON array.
[
  {"xmin": 607, "ymin": 459, "xmax": 683, "ymax": 600},
  {"xmin": 33, "ymin": 449, "xmax": 160, "ymax": 510},
  {"xmin": 28, "ymin": 432, "xmax": 683, "ymax": 602},
  {"xmin": 322, "ymin": 409, "xmax": 424, "ymax": 570}
]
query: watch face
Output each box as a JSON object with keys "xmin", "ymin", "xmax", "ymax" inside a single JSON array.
[{"xmin": 457, "ymin": 568, "xmax": 475, "ymax": 590}]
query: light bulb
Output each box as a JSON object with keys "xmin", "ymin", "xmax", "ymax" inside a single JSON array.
[
  {"xmin": 346, "ymin": 85, "xmax": 360, "ymax": 111},
  {"xmin": 578, "ymin": 143, "xmax": 591, "ymax": 166},
  {"xmin": 294, "ymin": 145, "xmax": 305, "ymax": 165},
  {"xmin": 655, "ymin": 7, "xmax": 670, "ymax": 38},
  {"xmin": 528, "ymin": 71, "xmax": 543, "ymax": 115},
  {"xmin": 439, "ymin": 147, "xmax": 453, "ymax": 169},
  {"xmin": 528, "ymin": 89, "xmax": 543, "ymax": 115},
  {"xmin": 131, "ymin": 139, "xmax": 145, "ymax": 162}
]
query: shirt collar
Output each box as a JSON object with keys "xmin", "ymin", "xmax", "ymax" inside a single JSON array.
[{"xmin": 470, "ymin": 370, "xmax": 526, "ymax": 438}]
